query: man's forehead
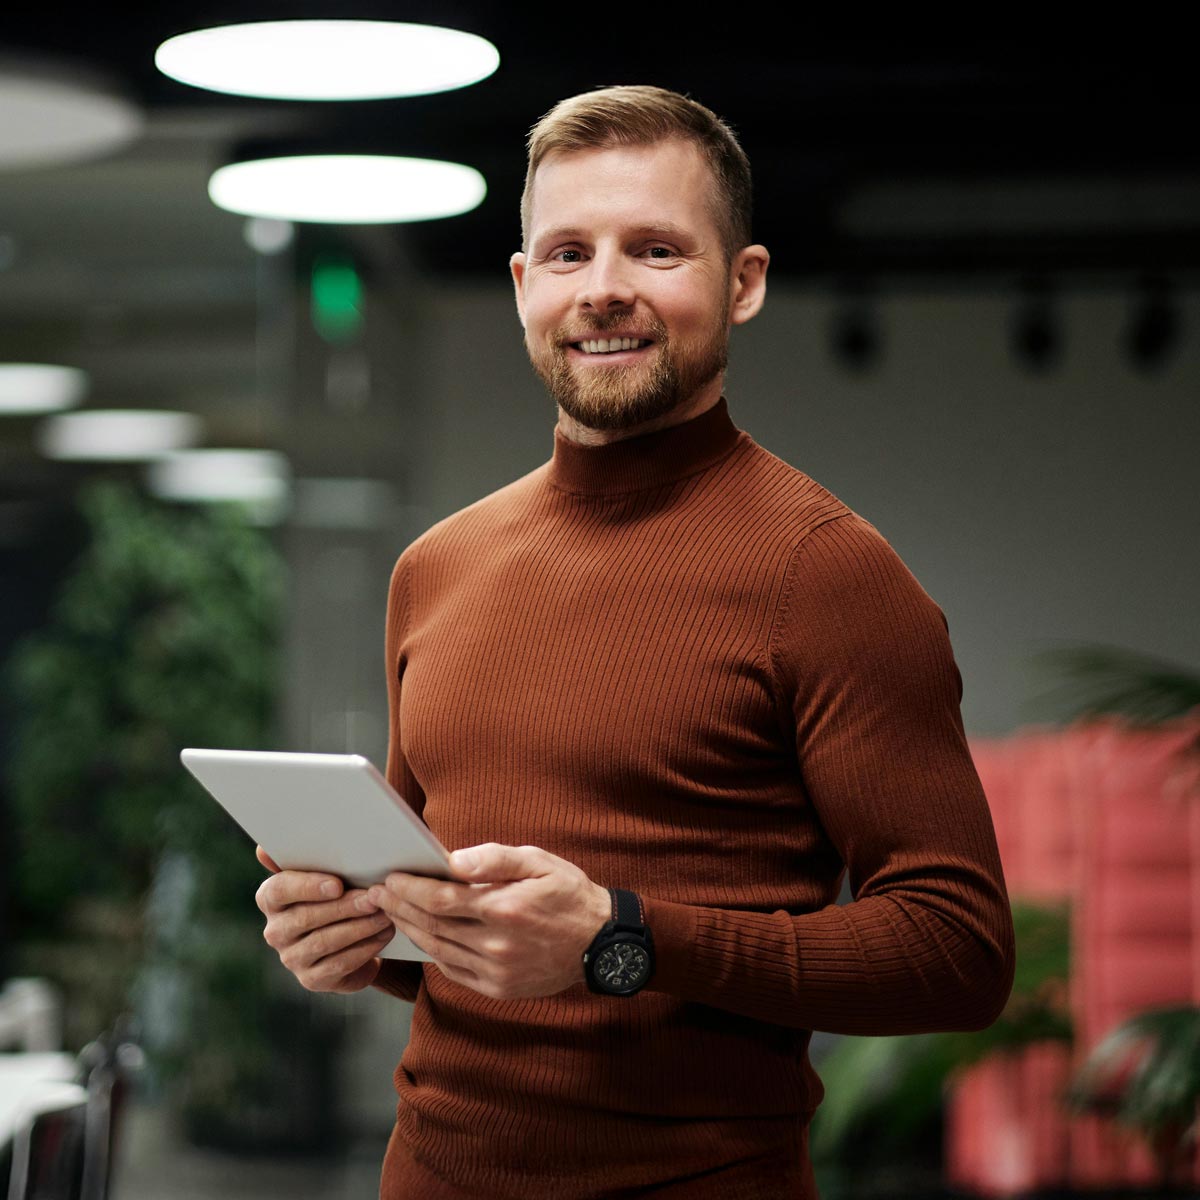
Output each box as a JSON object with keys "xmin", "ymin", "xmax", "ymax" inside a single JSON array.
[
  {"xmin": 527, "ymin": 138, "xmax": 718, "ymax": 236},
  {"xmin": 532, "ymin": 137, "xmax": 707, "ymax": 188}
]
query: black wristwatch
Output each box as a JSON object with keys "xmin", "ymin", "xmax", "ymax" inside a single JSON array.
[{"xmin": 583, "ymin": 888, "xmax": 655, "ymax": 996}]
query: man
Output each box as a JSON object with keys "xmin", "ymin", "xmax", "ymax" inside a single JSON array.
[{"xmin": 257, "ymin": 85, "xmax": 1016, "ymax": 1198}]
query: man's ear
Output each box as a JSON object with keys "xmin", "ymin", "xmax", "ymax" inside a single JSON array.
[
  {"xmin": 510, "ymin": 252, "xmax": 527, "ymax": 329},
  {"xmin": 728, "ymin": 245, "xmax": 769, "ymax": 327}
]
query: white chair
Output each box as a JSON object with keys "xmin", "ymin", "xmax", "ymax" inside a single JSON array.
[
  {"xmin": 1, "ymin": 1017, "xmax": 141, "ymax": 1200},
  {"xmin": 5, "ymin": 1081, "xmax": 88, "ymax": 1200}
]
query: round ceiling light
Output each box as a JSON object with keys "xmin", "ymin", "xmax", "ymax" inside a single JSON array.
[
  {"xmin": 155, "ymin": 20, "xmax": 499, "ymax": 101},
  {"xmin": 37, "ymin": 410, "xmax": 203, "ymax": 461},
  {"xmin": 0, "ymin": 58, "xmax": 143, "ymax": 169},
  {"xmin": 209, "ymin": 154, "xmax": 486, "ymax": 224},
  {"xmin": 147, "ymin": 449, "xmax": 290, "ymax": 505},
  {"xmin": 0, "ymin": 363, "xmax": 88, "ymax": 415}
]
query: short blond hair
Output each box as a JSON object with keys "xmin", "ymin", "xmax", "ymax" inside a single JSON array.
[{"xmin": 521, "ymin": 85, "xmax": 753, "ymax": 264}]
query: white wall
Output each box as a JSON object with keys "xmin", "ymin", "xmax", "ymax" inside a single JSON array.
[{"xmin": 409, "ymin": 283, "xmax": 1200, "ymax": 737}]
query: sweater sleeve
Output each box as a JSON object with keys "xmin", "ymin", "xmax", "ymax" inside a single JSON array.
[
  {"xmin": 372, "ymin": 553, "xmax": 427, "ymax": 1004},
  {"xmin": 642, "ymin": 514, "xmax": 1016, "ymax": 1035}
]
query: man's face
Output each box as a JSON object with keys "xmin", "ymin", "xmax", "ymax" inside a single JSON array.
[{"xmin": 510, "ymin": 139, "xmax": 737, "ymax": 432}]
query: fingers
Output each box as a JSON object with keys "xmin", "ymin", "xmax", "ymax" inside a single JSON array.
[
  {"xmin": 450, "ymin": 843, "xmax": 550, "ymax": 882},
  {"xmin": 254, "ymin": 860, "xmax": 396, "ymax": 994},
  {"xmin": 392, "ymin": 913, "xmax": 484, "ymax": 975},
  {"xmin": 260, "ymin": 900, "xmax": 393, "ymax": 995},
  {"xmin": 255, "ymin": 869, "xmax": 347, "ymax": 916},
  {"xmin": 279, "ymin": 910, "xmax": 393, "ymax": 966},
  {"xmin": 387, "ymin": 900, "xmax": 484, "ymax": 958},
  {"xmin": 368, "ymin": 876, "xmax": 487, "ymax": 962},
  {"xmin": 340, "ymin": 955, "xmax": 387, "ymax": 993},
  {"xmin": 290, "ymin": 928, "xmax": 393, "ymax": 994},
  {"xmin": 357, "ymin": 871, "xmax": 516, "ymax": 981},
  {"xmin": 256, "ymin": 845, "xmax": 281, "ymax": 874},
  {"xmin": 262, "ymin": 891, "xmax": 383, "ymax": 947},
  {"xmin": 369, "ymin": 874, "xmax": 489, "ymax": 922}
]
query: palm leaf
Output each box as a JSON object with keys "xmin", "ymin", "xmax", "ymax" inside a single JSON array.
[
  {"xmin": 1028, "ymin": 643, "xmax": 1200, "ymax": 735},
  {"xmin": 1066, "ymin": 1005, "xmax": 1200, "ymax": 1183}
]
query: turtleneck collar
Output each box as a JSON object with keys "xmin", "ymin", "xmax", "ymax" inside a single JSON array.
[{"xmin": 546, "ymin": 397, "xmax": 743, "ymax": 497}]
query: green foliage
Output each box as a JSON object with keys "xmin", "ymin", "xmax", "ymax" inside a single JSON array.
[
  {"xmin": 1028, "ymin": 644, "xmax": 1200, "ymax": 1182},
  {"xmin": 1067, "ymin": 1005, "xmax": 1200, "ymax": 1185},
  {"xmin": 6, "ymin": 482, "xmax": 283, "ymax": 936},
  {"xmin": 5, "ymin": 483, "xmax": 351, "ymax": 1148},
  {"xmin": 1030, "ymin": 643, "xmax": 1200, "ymax": 739},
  {"xmin": 809, "ymin": 899, "xmax": 1072, "ymax": 1164}
]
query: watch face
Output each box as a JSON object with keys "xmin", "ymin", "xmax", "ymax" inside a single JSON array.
[{"xmin": 594, "ymin": 941, "xmax": 650, "ymax": 992}]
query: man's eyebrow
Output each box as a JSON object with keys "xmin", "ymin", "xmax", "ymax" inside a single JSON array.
[
  {"xmin": 628, "ymin": 222, "xmax": 695, "ymax": 244},
  {"xmin": 531, "ymin": 222, "xmax": 697, "ymax": 250},
  {"xmin": 529, "ymin": 227, "xmax": 580, "ymax": 250}
]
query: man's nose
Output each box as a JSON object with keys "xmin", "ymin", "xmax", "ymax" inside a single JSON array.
[{"xmin": 577, "ymin": 247, "xmax": 635, "ymax": 312}]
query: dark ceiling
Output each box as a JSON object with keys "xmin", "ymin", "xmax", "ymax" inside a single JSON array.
[{"xmin": 4, "ymin": 10, "xmax": 1198, "ymax": 279}]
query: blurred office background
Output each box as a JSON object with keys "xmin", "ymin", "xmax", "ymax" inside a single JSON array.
[{"xmin": 1, "ymin": 14, "xmax": 1199, "ymax": 1199}]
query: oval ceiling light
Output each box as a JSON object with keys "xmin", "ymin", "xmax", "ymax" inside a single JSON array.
[
  {"xmin": 155, "ymin": 20, "xmax": 499, "ymax": 101},
  {"xmin": 0, "ymin": 363, "xmax": 88, "ymax": 415},
  {"xmin": 0, "ymin": 57, "xmax": 143, "ymax": 169},
  {"xmin": 209, "ymin": 154, "xmax": 486, "ymax": 224},
  {"xmin": 37, "ymin": 410, "xmax": 203, "ymax": 461},
  {"xmin": 147, "ymin": 449, "xmax": 290, "ymax": 504}
]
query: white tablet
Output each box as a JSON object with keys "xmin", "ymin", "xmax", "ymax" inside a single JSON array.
[{"xmin": 181, "ymin": 748, "xmax": 452, "ymax": 962}]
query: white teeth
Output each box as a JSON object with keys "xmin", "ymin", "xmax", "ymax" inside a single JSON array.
[{"xmin": 577, "ymin": 338, "xmax": 648, "ymax": 354}]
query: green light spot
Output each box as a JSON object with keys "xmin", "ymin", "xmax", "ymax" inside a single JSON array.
[{"xmin": 311, "ymin": 254, "xmax": 364, "ymax": 344}]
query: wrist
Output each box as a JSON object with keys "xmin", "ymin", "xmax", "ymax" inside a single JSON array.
[
  {"xmin": 577, "ymin": 884, "xmax": 612, "ymax": 983},
  {"xmin": 588, "ymin": 882, "xmax": 611, "ymax": 929}
]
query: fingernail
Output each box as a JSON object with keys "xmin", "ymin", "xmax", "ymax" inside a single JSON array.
[
  {"xmin": 454, "ymin": 850, "xmax": 477, "ymax": 873},
  {"xmin": 354, "ymin": 895, "xmax": 376, "ymax": 914},
  {"xmin": 320, "ymin": 880, "xmax": 339, "ymax": 898}
]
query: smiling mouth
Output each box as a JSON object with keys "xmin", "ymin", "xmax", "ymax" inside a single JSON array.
[{"xmin": 568, "ymin": 337, "xmax": 654, "ymax": 355}]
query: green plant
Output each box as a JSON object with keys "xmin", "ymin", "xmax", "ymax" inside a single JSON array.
[
  {"xmin": 7, "ymin": 482, "xmax": 282, "ymax": 937},
  {"xmin": 3, "ymin": 482, "xmax": 336, "ymax": 1147},
  {"xmin": 1031, "ymin": 643, "xmax": 1200, "ymax": 1186},
  {"xmin": 1066, "ymin": 1005, "xmax": 1200, "ymax": 1187},
  {"xmin": 1030, "ymin": 643, "xmax": 1200, "ymax": 748}
]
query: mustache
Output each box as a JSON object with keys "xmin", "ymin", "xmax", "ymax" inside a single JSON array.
[{"xmin": 551, "ymin": 314, "xmax": 667, "ymax": 347}]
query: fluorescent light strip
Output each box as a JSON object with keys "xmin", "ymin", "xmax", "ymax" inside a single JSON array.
[
  {"xmin": 37, "ymin": 409, "xmax": 202, "ymax": 461},
  {"xmin": 147, "ymin": 449, "xmax": 290, "ymax": 504},
  {"xmin": 0, "ymin": 363, "xmax": 88, "ymax": 414},
  {"xmin": 155, "ymin": 20, "xmax": 499, "ymax": 101},
  {"xmin": 0, "ymin": 65, "xmax": 142, "ymax": 168},
  {"xmin": 209, "ymin": 155, "xmax": 486, "ymax": 224}
]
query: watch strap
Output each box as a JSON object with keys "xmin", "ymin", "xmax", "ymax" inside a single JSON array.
[{"xmin": 609, "ymin": 887, "xmax": 645, "ymax": 928}]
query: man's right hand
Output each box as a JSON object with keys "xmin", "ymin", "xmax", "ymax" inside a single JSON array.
[{"xmin": 255, "ymin": 845, "xmax": 396, "ymax": 993}]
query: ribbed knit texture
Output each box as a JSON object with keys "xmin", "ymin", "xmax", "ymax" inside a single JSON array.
[{"xmin": 373, "ymin": 397, "xmax": 1015, "ymax": 1199}]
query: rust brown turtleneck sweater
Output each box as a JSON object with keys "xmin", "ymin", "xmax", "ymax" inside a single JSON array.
[{"xmin": 372, "ymin": 397, "xmax": 1015, "ymax": 1199}]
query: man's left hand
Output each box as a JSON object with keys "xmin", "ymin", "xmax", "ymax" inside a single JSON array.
[{"xmin": 366, "ymin": 843, "xmax": 612, "ymax": 1000}]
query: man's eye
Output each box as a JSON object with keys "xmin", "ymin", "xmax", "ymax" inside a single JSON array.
[
  {"xmin": 556, "ymin": 249, "xmax": 584, "ymax": 263},
  {"xmin": 645, "ymin": 246, "xmax": 675, "ymax": 259}
]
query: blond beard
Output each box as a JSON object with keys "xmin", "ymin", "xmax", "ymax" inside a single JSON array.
[{"xmin": 527, "ymin": 305, "xmax": 730, "ymax": 432}]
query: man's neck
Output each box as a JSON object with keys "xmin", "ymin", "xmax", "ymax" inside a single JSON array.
[{"xmin": 555, "ymin": 382, "xmax": 723, "ymax": 447}]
